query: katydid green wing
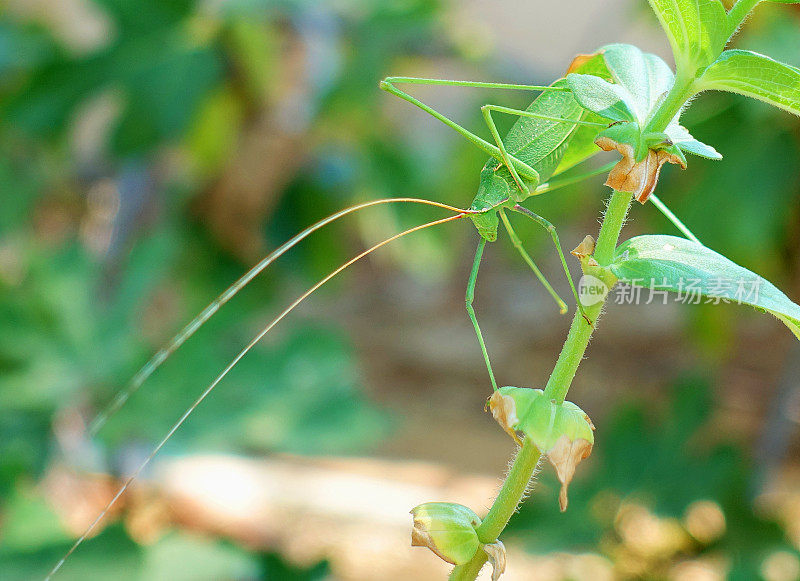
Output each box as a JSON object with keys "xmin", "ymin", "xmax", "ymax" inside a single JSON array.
[{"xmin": 552, "ymin": 52, "xmax": 611, "ymax": 175}]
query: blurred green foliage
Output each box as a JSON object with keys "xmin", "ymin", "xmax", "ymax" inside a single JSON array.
[
  {"xmin": 0, "ymin": 0, "xmax": 799, "ymax": 578},
  {"xmin": 0, "ymin": 0, "xmax": 476, "ymax": 576}
]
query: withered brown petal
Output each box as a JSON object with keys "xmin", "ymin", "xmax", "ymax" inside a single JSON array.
[
  {"xmin": 488, "ymin": 391, "xmax": 521, "ymax": 444},
  {"xmin": 546, "ymin": 435, "xmax": 594, "ymax": 512},
  {"xmin": 595, "ymin": 137, "xmax": 686, "ymax": 204}
]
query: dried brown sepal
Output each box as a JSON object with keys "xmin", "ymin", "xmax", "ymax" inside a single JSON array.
[
  {"xmin": 483, "ymin": 540, "xmax": 507, "ymax": 581},
  {"xmin": 595, "ymin": 137, "xmax": 686, "ymax": 203},
  {"xmin": 566, "ymin": 53, "xmax": 600, "ymax": 75},
  {"xmin": 547, "ymin": 435, "xmax": 594, "ymax": 512},
  {"xmin": 571, "ymin": 235, "xmax": 599, "ymax": 268},
  {"xmin": 410, "ymin": 525, "xmax": 442, "ymax": 557},
  {"xmin": 571, "ymin": 235, "xmax": 596, "ymax": 260},
  {"xmin": 488, "ymin": 391, "xmax": 522, "ymax": 445}
]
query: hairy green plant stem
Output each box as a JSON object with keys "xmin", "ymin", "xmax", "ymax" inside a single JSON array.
[
  {"xmin": 450, "ymin": 45, "xmax": 709, "ymax": 579},
  {"xmin": 449, "ymin": 440, "xmax": 541, "ymax": 580},
  {"xmin": 644, "ymin": 73, "xmax": 695, "ymax": 135},
  {"xmin": 544, "ymin": 189, "xmax": 632, "ymax": 404},
  {"xmin": 449, "ymin": 189, "xmax": 632, "ymax": 581}
]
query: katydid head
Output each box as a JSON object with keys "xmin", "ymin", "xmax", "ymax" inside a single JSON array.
[
  {"xmin": 469, "ymin": 165, "xmax": 516, "ymax": 241},
  {"xmin": 469, "ymin": 212, "xmax": 499, "ymax": 242}
]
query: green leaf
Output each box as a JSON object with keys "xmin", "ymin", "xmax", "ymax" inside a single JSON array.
[
  {"xmin": 603, "ymin": 44, "xmax": 675, "ymax": 123},
  {"xmin": 567, "ymin": 46, "xmax": 663, "ymax": 127},
  {"xmin": 567, "ymin": 44, "xmax": 720, "ymax": 162},
  {"xmin": 567, "ymin": 44, "xmax": 676, "ymax": 126},
  {"xmin": 566, "ymin": 73, "xmax": 637, "ymax": 123},
  {"xmin": 611, "ymin": 235, "xmax": 800, "ymax": 339},
  {"xmin": 664, "ymin": 123, "xmax": 722, "ymax": 159},
  {"xmin": 647, "ymin": 0, "xmax": 728, "ymax": 74},
  {"xmin": 696, "ymin": 49, "xmax": 800, "ymax": 116}
]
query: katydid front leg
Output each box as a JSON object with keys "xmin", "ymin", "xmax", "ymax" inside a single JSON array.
[
  {"xmin": 533, "ymin": 159, "xmax": 617, "ymax": 196},
  {"xmin": 481, "ymin": 107, "xmax": 530, "ymax": 198},
  {"xmin": 512, "ymin": 205, "xmax": 593, "ymax": 326},
  {"xmin": 466, "ymin": 238, "xmax": 499, "ymax": 391}
]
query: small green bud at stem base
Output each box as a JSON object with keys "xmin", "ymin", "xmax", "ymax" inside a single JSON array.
[{"xmin": 411, "ymin": 502, "xmax": 482, "ymax": 565}]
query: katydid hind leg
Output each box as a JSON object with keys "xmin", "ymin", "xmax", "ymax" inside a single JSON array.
[
  {"xmin": 466, "ymin": 238, "xmax": 499, "ymax": 391},
  {"xmin": 379, "ymin": 78, "xmax": 540, "ymax": 181},
  {"xmin": 481, "ymin": 106, "xmax": 530, "ymax": 197},
  {"xmin": 499, "ymin": 210, "xmax": 568, "ymax": 314},
  {"xmin": 511, "ymin": 205, "xmax": 593, "ymax": 326}
]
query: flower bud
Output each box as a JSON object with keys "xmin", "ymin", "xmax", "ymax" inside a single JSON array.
[
  {"xmin": 489, "ymin": 387, "xmax": 595, "ymax": 511},
  {"xmin": 410, "ymin": 502, "xmax": 481, "ymax": 565}
]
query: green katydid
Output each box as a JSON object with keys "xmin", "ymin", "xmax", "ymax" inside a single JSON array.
[
  {"xmin": 380, "ymin": 73, "xmax": 607, "ymax": 389},
  {"xmin": 379, "ymin": 50, "xmax": 701, "ymax": 387},
  {"xmin": 46, "ymin": 47, "xmax": 702, "ymax": 580}
]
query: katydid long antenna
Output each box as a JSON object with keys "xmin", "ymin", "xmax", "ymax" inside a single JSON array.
[
  {"xmin": 46, "ymin": 211, "xmax": 468, "ymax": 580},
  {"xmin": 88, "ymin": 197, "xmax": 474, "ymax": 437}
]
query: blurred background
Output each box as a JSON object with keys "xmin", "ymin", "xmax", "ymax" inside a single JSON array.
[{"xmin": 1, "ymin": 0, "xmax": 800, "ymax": 579}]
